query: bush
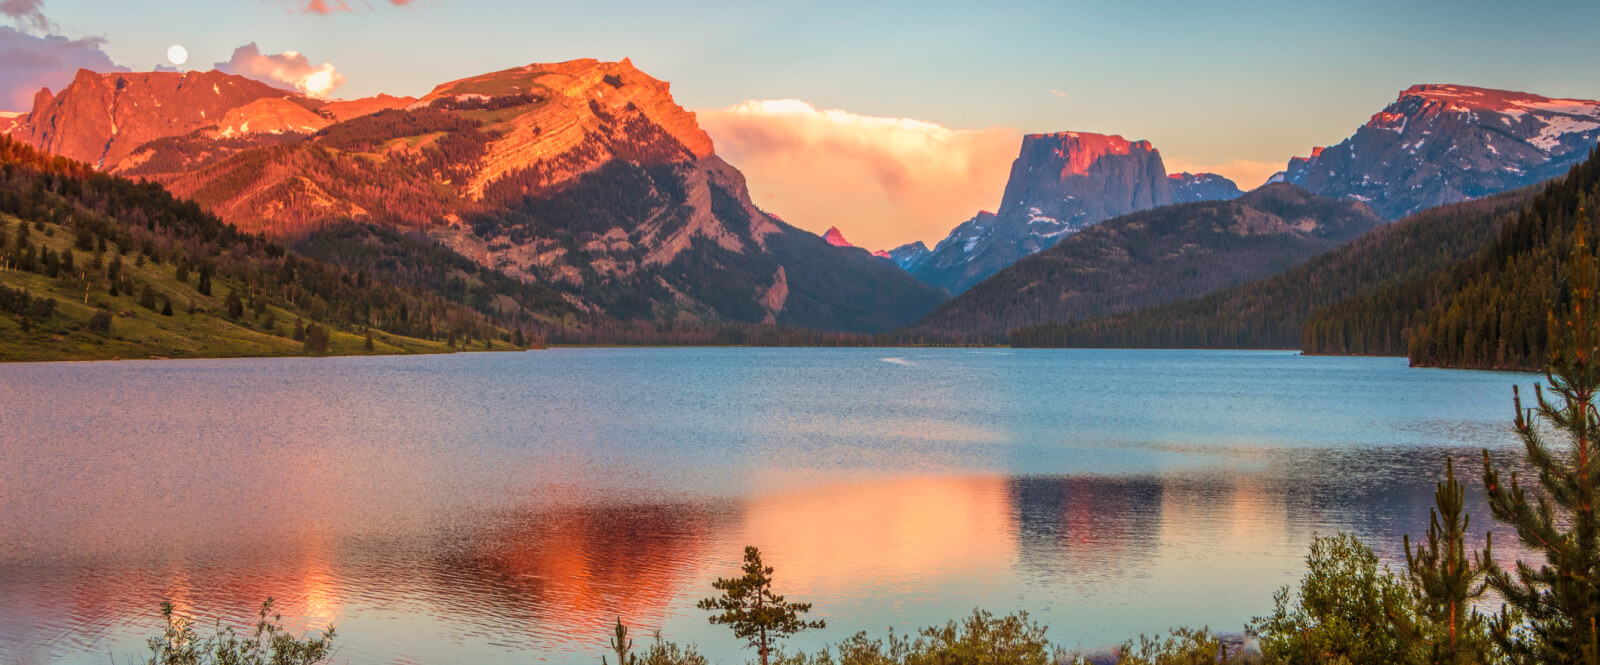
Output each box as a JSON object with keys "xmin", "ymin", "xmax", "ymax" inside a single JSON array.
[
  {"xmin": 87, "ymin": 309, "xmax": 113, "ymax": 334},
  {"xmin": 1115, "ymin": 627, "xmax": 1240, "ymax": 665},
  {"xmin": 1250, "ymin": 534, "xmax": 1417, "ymax": 664},
  {"xmin": 146, "ymin": 598, "xmax": 335, "ymax": 665}
]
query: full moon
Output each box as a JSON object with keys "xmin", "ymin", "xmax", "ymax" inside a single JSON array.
[{"xmin": 167, "ymin": 44, "xmax": 188, "ymax": 66}]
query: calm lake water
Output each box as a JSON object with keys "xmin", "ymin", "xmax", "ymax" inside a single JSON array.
[{"xmin": 0, "ymin": 348, "xmax": 1539, "ymax": 664}]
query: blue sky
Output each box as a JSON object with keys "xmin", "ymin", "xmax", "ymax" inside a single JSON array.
[{"xmin": 13, "ymin": 0, "xmax": 1600, "ymax": 246}]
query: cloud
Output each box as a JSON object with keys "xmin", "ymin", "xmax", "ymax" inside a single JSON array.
[
  {"xmin": 699, "ymin": 99, "xmax": 1020, "ymax": 251},
  {"xmin": 288, "ymin": 0, "xmax": 414, "ymax": 14},
  {"xmin": 1051, "ymin": 89, "xmax": 1070, "ymax": 101},
  {"xmin": 1161, "ymin": 157, "xmax": 1286, "ymax": 190},
  {"xmin": 0, "ymin": 25, "xmax": 125, "ymax": 111},
  {"xmin": 0, "ymin": 0, "xmax": 53, "ymax": 32},
  {"xmin": 215, "ymin": 43, "xmax": 345, "ymax": 98}
]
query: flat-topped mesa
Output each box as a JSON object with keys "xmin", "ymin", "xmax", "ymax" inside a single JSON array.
[
  {"xmin": 20, "ymin": 69, "xmax": 294, "ymax": 168},
  {"xmin": 998, "ymin": 131, "xmax": 1172, "ymax": 223}
]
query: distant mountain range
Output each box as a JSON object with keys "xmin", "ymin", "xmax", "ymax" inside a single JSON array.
[
  {"xmin": 1270, "ymin": 84, "xmax": 1600, "ymax": 218},
  {"xmin": 909, "ymin": 184, "xmax": 1382, "ymax": 339},
  {"xmin": 890, "ymin": 132, "xmax": 1242, "ymax": 295},
  {"xmin": 2, "ymin": 61, "xmax": 945, "ymax": 333},
  {"xmin": 1005, "ymin": 148, "xmax": 1600, "ymax": 372}
]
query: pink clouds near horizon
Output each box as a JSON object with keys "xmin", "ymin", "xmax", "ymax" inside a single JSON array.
[
  {"xmin": 216, "ymin": 43, "xmax": 345, "ymax": 98},
  {"xmin": 0, "ymin": 25, "xmax": 125, "ymax": 111},
  {"xmin": 699, "ymin": 99, "xmax": 1019, "ymax": 251},
  {"xmin": 699, "ymin": 99, "xmax": 1287, "ymax": 250}
]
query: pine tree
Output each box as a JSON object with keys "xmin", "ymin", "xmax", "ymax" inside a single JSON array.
[
  {"xmin": 160, "ymin": 297, "xmax": 173, "ymax": 317},
  {"xmin": 1400, "ymin": 457, "xmax": 1493, "ymax": 663},
  {"xmin": 1483, "ymin": 221, "xmax": 1600, "ymax": 664},
  {"xmin": 139, "ymin": 284, "xmax": 157, "ymax": 310},
  {"xmin": 697, "ymin": 546, "xmax": 824, "ymax": 665},
  {"xmin": 364, "ymin": 331, "xmax": 375, "ymax": 352}
]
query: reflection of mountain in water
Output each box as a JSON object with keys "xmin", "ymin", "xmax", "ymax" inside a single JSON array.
[{"xmin": 1008, "ymin": 476, "xmax": 1165, "ymax": 592}]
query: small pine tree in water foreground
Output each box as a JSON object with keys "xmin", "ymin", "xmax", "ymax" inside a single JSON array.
[
  {"xmin": 698, "ymin": 546, "xmax": 823, "ymax": 665},
  {"xmin": 1399, "ymin": 457, "xmax": 1494, "ymax": 663},
  {"xmin": 1483, "ymin": 218, "xmax": 1600, "ymax": 664}
]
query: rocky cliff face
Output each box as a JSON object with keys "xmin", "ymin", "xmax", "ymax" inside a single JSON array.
[
  {"xmin": 9, "ymin": 59, "xmax": 945, "ymax": 332},
  {"xmin": 902, "ymin": 132, "xmax": 1240, "ymax": 294},
  {"xmin": 1270, "ymin": 84, "xmax": 1600, "ymax": 218},
  {"xmin": 19, "ymin": 69, "xmax": 293, "ymax": 169}
]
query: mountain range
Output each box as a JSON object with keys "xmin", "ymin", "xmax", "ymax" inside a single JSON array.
[
  {"xmin": 5, "ymin": 64, "xmax": 1599, "ymax": 356},
  {"xmin": 2, "ymin": 60, "xmax": 944, "ymax": 333},
  {"xmin": 890, "ymin": 132, "xmax": 1243, "ymax": 295}
]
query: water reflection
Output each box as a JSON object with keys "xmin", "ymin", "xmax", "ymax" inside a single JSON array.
[{"xmin": 0, "ymin": 349, "xmax": 1535, "ymax": 664}]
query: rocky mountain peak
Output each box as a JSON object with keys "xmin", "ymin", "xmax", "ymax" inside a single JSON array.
[
  {"xmin": 823, "ymin": 227, "xmax": 851, "ymax": 247},
  {"xmin": 1270, "ymin": 83, "xmax": 1600, "ymax": 218}
]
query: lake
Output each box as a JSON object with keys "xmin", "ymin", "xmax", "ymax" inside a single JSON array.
[{"xmin": 0, "ymin": 348, "xmax": 1537, "ymax": 664}]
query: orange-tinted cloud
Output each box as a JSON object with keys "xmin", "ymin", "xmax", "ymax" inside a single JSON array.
[
  {"xmin": 215, "ymin": 43, "xmax": 345, "ymax": 98},
  {"xmin": 0, "ymin": 26, "xmax": 125, "ymax": 111},
  {"xmin": 699, "ymin": 99, "xmax": 1019, "ymax": 251}
]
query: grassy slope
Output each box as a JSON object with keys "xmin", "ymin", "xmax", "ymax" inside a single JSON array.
[{"xmin": 0, "ymin": 215, "xmax": 492, "ymax": 362}]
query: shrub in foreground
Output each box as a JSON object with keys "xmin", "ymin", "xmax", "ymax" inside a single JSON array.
[{"xmin": 145, "ymin": 598, "xmax": 334, "ymax": 665}]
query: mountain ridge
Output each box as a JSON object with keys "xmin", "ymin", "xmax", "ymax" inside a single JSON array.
[{"xmin": 3, "ymin": 59, "xmax": 945, "ymax": 333}]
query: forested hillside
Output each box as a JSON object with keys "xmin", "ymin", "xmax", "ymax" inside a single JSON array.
[
  {"xmin": 1306, "ymin": 148, "xmax": 1600, "ymax": 369},
  {"xmin": 912, "ymin": 185, "xmax": 1383, "ymax": 342},
  {"xmin": 0, "ymin": 136, "xmax": 525, "ymax": 361},
  {"xmin": 1007, "ymin": 184, "xmax": 1543, "ymax": 350}
]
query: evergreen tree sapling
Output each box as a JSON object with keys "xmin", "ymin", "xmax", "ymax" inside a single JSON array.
[
  {"xmin": 697, "ymin": 546, "xmax": 824, "ymax": 665},
  {"xmin": 1483, "ymin": 218, "xmax": 1600, "ymax": 663},
  {"xmin": 1400, "ymin": 457, "xmax": 1494, "ymax": 663}
]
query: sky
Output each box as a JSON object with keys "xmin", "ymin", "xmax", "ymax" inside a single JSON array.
[{"xmin": 4, "ymin": 0, "xmax": 1600, "ymax": 249}]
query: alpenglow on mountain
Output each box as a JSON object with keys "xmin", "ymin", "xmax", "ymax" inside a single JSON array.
[
  {"xmin": 1270, "ymin": 84, "xmax": 1600, "ymax": 218},
  {"xmin": 891, "ymin": 131, "xmax": 1242, "ymax": 295},
  {"xmin": 2, "ymin": 60, "xmax": 946, "ymax": 333}
]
